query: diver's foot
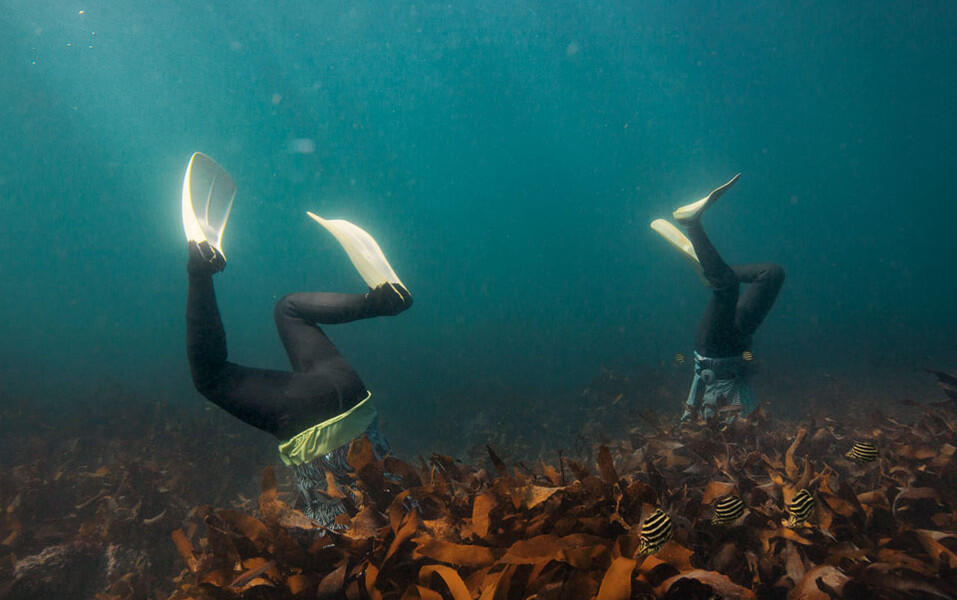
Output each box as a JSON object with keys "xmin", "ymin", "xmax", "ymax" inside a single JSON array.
[
  {"xmin": 187, "ymin": 240, "xmax": 226, "ymax": 276},
  {"xmin": 364, "ymin": 282, "xmax": 413, "ymax": 316},
  {"xmin": 673, "ymin": 173, "xmax": 741, "ymax": 225}
]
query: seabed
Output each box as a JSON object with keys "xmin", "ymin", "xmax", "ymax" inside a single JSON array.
[{"xmin": 1, "ymin": 369, "xmax": 955, "ymax": 600}]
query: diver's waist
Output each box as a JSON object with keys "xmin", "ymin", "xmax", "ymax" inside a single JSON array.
[
  {"xmin": 278, "ymin": 390, "xmax": 376, "ymax": 466},
  {"xmin": 694, "ymin": 352, "xmax": 751, "ymax": 379}
]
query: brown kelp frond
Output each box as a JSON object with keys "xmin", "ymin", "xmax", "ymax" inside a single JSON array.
[{"xmin": 164, "ymin": 408, "xmax": 957, "ymax": 600}]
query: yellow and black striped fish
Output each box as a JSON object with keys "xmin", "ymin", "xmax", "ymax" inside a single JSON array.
[
  {"xmin": 711, "ymin": 495, "xmax": 745, "ymax": 525},
  {"xmin": 785, "ymin": 489, "xmax": 815, "ymax": 528},
  {"xmin": 674, "ymin": 353, "xmax": 686, "ymax": 365},
  {"xmin": 637, "ymin": 508, "xmax": 673, "ymax": 555},
  {"xmin": 742, "ymin": 350, "xmax": 754, "ymax": 361},
  {"xmin": 845, "ymin": 441, "xmax": 878, "ymax": 463}
]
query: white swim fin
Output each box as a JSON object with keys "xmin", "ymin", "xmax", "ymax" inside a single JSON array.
[
  {"xmin": 182, "ymin": 152, "xmax": 236, "ymax": 259},
  {"xmin": 672, "ymin": 173, "xmax": 741, "ymax": 224},
  {"xmin": 307, "ymin": 212, "xmax": 405, "ymax": 291},
  {"xmin": 650, "ymin": 219, "xmax": 710, "ymax": 287}
]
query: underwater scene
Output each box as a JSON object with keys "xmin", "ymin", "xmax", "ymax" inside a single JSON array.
[{"xmin": 1, "ymin": 1, "xmax": 956, "ymax": 598}]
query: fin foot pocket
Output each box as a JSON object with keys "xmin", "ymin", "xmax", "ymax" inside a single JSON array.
[
  {"xmin": 365, "ymin": 282, "xmax": 413, "ymax": 316},
  {"xmin": 187, "ymin": 240, "xmax": 226, "ymax": 276}
]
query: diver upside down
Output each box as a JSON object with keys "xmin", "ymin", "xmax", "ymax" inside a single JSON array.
[
  {"xmin": 186, "ymin": 240, "xmax": 411, "ymax": 526},
  {"xmin": 652, "ymin": 174, "xmax": 784, "ymax": 421}
]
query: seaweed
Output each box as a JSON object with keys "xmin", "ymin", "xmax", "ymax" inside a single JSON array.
[
  {"xmin": 2, "ymin": 369, "xmax": 955, "ymax": 599},
  {"xmin": 165, "ymin": 402, "xmax": 957, "ymax": 599}
]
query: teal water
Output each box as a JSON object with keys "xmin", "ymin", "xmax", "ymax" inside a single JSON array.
[{"xmin": 1, "ymin": 2, "xmax": 955, "ymax": 454}]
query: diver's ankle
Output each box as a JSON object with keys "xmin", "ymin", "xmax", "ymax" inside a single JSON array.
[
  {"xmin": 187, "ymin": 241, "xmax": 226, "ymax": 276},
  {"xmin": 364, "ymin": 283, "xmax": 413, "ymax": 316}
]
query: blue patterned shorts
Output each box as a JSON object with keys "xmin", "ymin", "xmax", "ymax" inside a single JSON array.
[{"xmin": 289, "ymin": 417, "xmax": 390, "ymax": 528}]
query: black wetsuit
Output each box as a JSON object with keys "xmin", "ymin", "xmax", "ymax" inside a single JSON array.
[
  {"xmin": 684, "ymin": 221, "xmax": 784, "ymax": 358},
  {"xmin": 186, "ymin": 243, "xmax": 405, "ymax": 441}
]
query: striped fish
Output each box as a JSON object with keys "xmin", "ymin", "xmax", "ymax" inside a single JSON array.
[
  {"xmin": 742, "ymin": 350, "xmax": 754, "ymax": 361},
  {"xmin": 637, "ymin": 508, "xmax": 673, "ymax": 555},
  {"xmin": 711, "ymin": 495, "xmax": 745, "ymax": 525},
  {"xmin": 845, "ymin": 441, "xmax": 878, "ymax": 463},
  {"xmin": 785, "ymin": 489, "xmax": 815, "ymax": 528}
]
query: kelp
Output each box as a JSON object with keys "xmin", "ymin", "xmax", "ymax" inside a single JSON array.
[
  {"xmin": 1, "ymin": 372, "xmax": 955, "ymax": 599},
  {"xmin": 925, "ymin": 369, "xmax": 957, "ymax": 403},
  {"xmin": 165, "ymin": 397, "xmax": 957, "ymax": 600},
  {"xmin": 0, "ymin": 393, "xmax": 282, "ymax": 600}
]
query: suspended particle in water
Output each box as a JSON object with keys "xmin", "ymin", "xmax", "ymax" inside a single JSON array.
[
  {"xmin": 287, "ymin": 138, "xmax": 316, "ymax": 154},
  {"xmin": 89, "ymin": 31, "xmax": 96, "ymax": 48},
  {"xmin": 78, "ymin": 9, "xmax": 85, "ymax": 15}
]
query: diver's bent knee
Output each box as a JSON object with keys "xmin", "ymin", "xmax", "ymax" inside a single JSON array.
[
  {"xmin": 191, "ymin": 373, "xmax": 220, "ymax": 398},
  {"xmin": 274, "ymin": 294, "xmax": 298, "ymax": 320},
  {"xmin": 190, "ymin": 364, "xmax": 229, "ymax": 399},
  {"xmin": 191, "ymin": 380, "xmax": 216, "ymax": 399},
  {"xmin": 766, "ymin": 264, "xmax": 785, "ymax": 284}
]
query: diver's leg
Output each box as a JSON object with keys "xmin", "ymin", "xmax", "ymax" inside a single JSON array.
[
  {"xmin": 274, "ymin": 285, "xmax": 412, "ymax": 373},
  {"xmin": 189, "ymin": 343, "xmax": 366, "ymax": 440},
  {"xmin": 187, "ymin": 281, "xmax": 363, "ymax": 439},
  {"xmin": 684, "ymin": 221, "xmax": 737, "ymax": 291},
  {"xmin": 695, "ymin": 288, "xmax": 741, "ymax": 357},
  {"xmin": 186, "ymin": 242, "xmax": 229, "ymax": 391},
  {"xmin": 186, "ymin": 242, "xmax": 296, "ymax": 436},
  {"xmin": 733, "ymin": 264, "xmax": 785, "ymax": 337},
  {"xmin": 684, "ymin": 223, "xmax": 741, "ymax": 356},
  {"xmin": 187, "ymin": 241, "xmax": 362, "ymax": 439},
  {"xmin": 273, "ymin": 292, "xmax": 365, "ymax": 373}
]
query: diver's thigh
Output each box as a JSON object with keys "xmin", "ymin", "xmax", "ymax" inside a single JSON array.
[{"xmin": 696, "ymin": 287, "xmax": 740, "ymax": 355}]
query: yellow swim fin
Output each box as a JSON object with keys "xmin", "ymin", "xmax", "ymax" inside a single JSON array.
[
  {"xmin": 650, "ymin": 219, "xmax": 710, "ymax": 287},
  {"xmin": 672, "ymin": 173, "xmax": 741, "ymax": 224},
  {"xmin": 306, "ymin": 212, "xmax": 405, "ymax": 291},
  {"xmin": 182, "ymin": 152, "xmax": 236, "ymax": 259},
  {"xmin": 651, "ymin": 219, "xmax": 698, "ymax": 263}
]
